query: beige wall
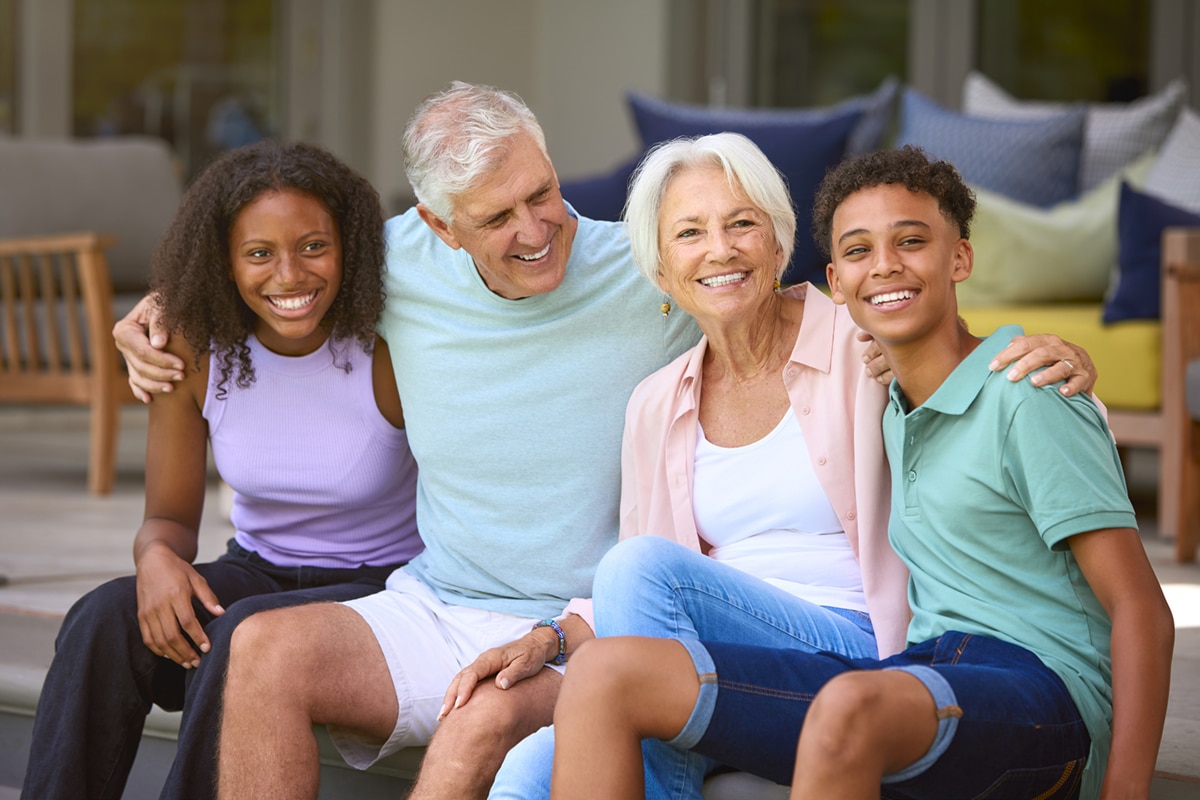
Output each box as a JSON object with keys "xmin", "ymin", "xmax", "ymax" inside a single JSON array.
[{"xmin": 369, "ymin": 0, "xmax": 669, "ymax": 210}]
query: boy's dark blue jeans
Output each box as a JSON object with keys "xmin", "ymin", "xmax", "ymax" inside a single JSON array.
[
  {"xmin": 21, "ymin": 539, "xmax": 404, "ymax": 800},
  {"xmin": 676, "ymin": 631, "xmax": 1090, "ymax": 799}
]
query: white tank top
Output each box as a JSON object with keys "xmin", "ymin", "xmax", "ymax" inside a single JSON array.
[{"xmin": 693, "ymin": 410, "xmax": 867, "ymax": 611}]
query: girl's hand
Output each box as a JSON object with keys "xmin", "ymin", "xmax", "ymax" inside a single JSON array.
[{"xmin": 134, "ymin": 544, "xmax": 224, "ymax": 668}]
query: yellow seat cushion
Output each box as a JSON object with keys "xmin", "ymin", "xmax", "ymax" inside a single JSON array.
[{"xmin": 959, "ymin": 304, "xmax": 1161, "ymax": 410}]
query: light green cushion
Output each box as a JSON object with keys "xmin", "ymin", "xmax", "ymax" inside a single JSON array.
[{"xmin": 958, "ymin": 151, "xmax": 1155, "ymax": 307}]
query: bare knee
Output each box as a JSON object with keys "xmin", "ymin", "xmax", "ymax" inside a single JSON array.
[
  {"xmin": 226, "ymin": 605, "xmax": 327, "ymax": 693},
  {"xmin": 801, "ymin": 672, "xmax": 887, "ymax": 762},
  {"xmin": 556, "ymin": 638, "xmax": 629, "ymax": 710},
  {"xmin": 228, "ymin": 610, "xmax": 286, "ymax": 681}
]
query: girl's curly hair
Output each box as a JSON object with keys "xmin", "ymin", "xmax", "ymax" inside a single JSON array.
[
  {"xmin": 149, "ymin": 139, "xmax": 385, "ymax": 394},
  {"xmin": 811, "ymin": 145, "xmax": 976, "ymax": 260}
]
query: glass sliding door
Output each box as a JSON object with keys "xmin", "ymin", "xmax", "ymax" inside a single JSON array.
[
  {"xmin": 72, "ymin": 0, "xmax": 279, "ymax": 179},
  {"xmin": 976, "ymin": 0, "xmax": 1151, "ymax": 101}
]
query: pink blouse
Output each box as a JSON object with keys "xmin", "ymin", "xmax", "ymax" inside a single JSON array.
[{"xmin": 618, "ymin": 284, "xmax": 911, "ymax": 658}]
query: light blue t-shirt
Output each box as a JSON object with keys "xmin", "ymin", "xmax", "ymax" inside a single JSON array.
[
  {"xmin": 378, "ymin": 206, "xmax": 700, "ymax": 619},
  {"xmin": 883, "ymin": 325, "xmax": 1137, "ymax": 798}
]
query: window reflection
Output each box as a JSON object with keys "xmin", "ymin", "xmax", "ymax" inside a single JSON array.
[
  {"xmin": 72, "ymin": 0, "xmax": 277, "ymax": 179},
  {"xmin": 762, "ymin": 0, "xmax": 908, "ymax": 107},
  {"xmin": 977, "ymin": 0, "xmax": 1150, "ymax": 101},
  {"xmin": 0, "ymin": 0, "xmax": 15, "ymax": 134}
]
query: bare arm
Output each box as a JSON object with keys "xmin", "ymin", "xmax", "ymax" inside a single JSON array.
[
  {"xmin": 1068, "ymin": 527, "xmax": 1174, "ymax": 799},
  {"xmin": 134, "ymin": 341, "xmax": 223, "ymax": 668},
  {"xmin": 114, "ymin": 294, "xmax": 186, "ymax": 402},
  {"xmin": 371, "ymin": 336, "xmax": 405, "ymax": 428}
]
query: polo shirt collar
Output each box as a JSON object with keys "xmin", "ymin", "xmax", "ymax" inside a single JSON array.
[{"xmin": 888, "ymin": 324, "xmax": 1024, "ymax": 417}]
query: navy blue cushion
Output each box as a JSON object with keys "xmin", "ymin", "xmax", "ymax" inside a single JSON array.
[
  {"xmin": 1103, "ymin": 182, "xmax": 1200, "ymax": 323},
  {"xmin": 627, "ymin": 90, "xmax": 878, "ymax": 284},
  {"xmin": 896, "ymin": 88, "xmax": 1086, "ymax": 208},
  {"xmin": 559, "ymin": 154, "xmax": 640, "ymax": 222}
]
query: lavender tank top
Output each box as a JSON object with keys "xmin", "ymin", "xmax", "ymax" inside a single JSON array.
[{"xmin": 203, "ymin": 335, "xmax": 421, "ymax": 568}]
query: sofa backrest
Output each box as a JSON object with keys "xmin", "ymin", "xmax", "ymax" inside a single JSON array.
[{"xmin": 0, "ymin": 136, "xmax": 182, "ymax": 293}]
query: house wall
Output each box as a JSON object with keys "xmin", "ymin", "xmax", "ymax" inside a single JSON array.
[{"xmin": 368, "ymin": 0, "xmax": 669, "ymax": 211}]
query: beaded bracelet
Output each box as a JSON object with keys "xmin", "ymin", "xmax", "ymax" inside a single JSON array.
[{"xmin": 533, "ymin": 618, "xmax": 567, "ymax": 665}]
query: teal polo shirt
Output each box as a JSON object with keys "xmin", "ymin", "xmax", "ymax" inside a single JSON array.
[{"xmin": 882, "ymin": 325, "xmax": 1137, "ymax": 797}]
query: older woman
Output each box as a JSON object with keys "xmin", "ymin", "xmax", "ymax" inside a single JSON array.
[{"xmin": 487, "ymin": 132, "xmax": 1097, "ymax": 800}]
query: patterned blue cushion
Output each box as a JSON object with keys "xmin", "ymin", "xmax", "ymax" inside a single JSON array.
[
  {"xmin": 626, "ymin": 79, "xmax": 898, "ymax": 284},
  {"xmin": 1143, "ymin": 107, "xmax": 1200, "ymax": 215},
  {"xmin": 1103, "ymin": 182, "xmax": 1200, "ymax": 323},
  {"xmin": 962, "ymin": 71, "xmax": 1186, "ymax": 192},
  {"xmin": 896, "ymin": 88, "xmax": 1086, "ymax": 207}
]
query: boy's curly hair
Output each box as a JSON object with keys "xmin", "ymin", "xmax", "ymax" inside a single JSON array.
[
  {"xmin": 149, "ymin": 139, "xmax": 385, "ymax": 394},
  {"xmin": 811, "ymin": 145, "xmax": 976, "ymax": 260}
]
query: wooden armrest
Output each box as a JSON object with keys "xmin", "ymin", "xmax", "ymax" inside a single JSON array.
[
  {"xmin": 1163, "ymin": 227, "xmax": 1200, "ymax": 561},
  {"xmin": 0, "ymin": 230, "xmax": 119, "ymax": 384}
]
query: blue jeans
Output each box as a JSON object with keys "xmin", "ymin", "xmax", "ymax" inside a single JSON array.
[
  {"xmin": 21, "ymin": 540, "xmax": 405, "ymax": 800},
  {"xmin": 489, "ymin": 536, "xmax": 877, "ymax": 800},
  {"xmin": 675, "ymin": 631, "xmax": 1089, "ymax": 799}
]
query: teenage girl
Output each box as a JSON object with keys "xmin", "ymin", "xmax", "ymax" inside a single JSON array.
[{"xmin": 23, "ymin": 140, "xmax": 422, "ymax": 800}]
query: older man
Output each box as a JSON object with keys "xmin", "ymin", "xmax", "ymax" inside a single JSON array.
[{"xmin": 113, "ymin": 82, "xmax": 1094, "ymax": 800}]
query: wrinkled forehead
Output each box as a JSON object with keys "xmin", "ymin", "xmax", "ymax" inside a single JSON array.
[{"xmin": 451, "ymin": 136, "xmax": 558, "ymax": 225}]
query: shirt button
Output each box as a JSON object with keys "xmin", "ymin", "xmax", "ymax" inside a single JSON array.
[
  {"xmin": 846, "ymin": 511, "xmax": 856, "ymax": 521},
  {"xmin": 817, "ymin": 456, "xmax": 827, "ymax": 466},
  {"xmin": 907, "ymin": 470, "xmax": 917, "ymax": 482},
  {"xmin": 801, "ymin": 406, "xmax": 811, "ymax": 415}
]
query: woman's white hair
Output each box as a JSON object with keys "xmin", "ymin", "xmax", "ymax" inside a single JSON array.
[
  {"xmin": 403, "ymin": 81, "xmax": 549, "ymax": 223},
  {"xmin": 624, "ymin": 132, "xmax": 796, "ymax": 287}
]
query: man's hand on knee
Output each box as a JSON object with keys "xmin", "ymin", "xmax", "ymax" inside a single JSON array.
[{"xmin": 439, "ymin": 631, "xmax": 557, "ymax": 720}]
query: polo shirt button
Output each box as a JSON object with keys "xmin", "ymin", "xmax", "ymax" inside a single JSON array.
[
  {"xmin": 907, "ymin": 470, "xmax": 917, "ymax": 482},
  {"xmin": 801, "ymin": 406, "xmax": 811, "ymax": 415},
  {"xmin": 817, "ymin": 456, "xmax": 827, "ymax": 465},
  {"xmin": 846, "ymin": 511, "xmax": 856, "ymax": 521}
]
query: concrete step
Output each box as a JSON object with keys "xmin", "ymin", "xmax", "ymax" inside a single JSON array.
[{"xmin": 0, "ymin": 608, "xmax": 419, "ymax": 799}]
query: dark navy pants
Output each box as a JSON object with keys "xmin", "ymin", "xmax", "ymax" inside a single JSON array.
[
  {"xmin": 681, "ymin": 631, "xmax": 1090, "ymax": 800},
  {"xmin": 21, "ymin": 540, "xmax": 403, "ymax": 800}
]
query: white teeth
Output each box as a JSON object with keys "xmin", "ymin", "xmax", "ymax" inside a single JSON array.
[
  {"xmin": 268, "ymin": 291, "xmax": 316, "ymax": 310},
  {"xmin": 699, "ymin": 273, "xmax": 747, "ymax": 287},
  {"xmin": 870, "ymin": 290, "xmax": 915, "ymax": 305},
  {"xmin": 515, "ymin": 243, "xmax": 551, "ymax": 261}
]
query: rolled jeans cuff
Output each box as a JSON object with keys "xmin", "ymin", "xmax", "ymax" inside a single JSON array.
[
  {"xmin": 665, "ymin": 638, "xmax": 720, "ymax": 752},
  {"xmin": 881, "ymin": 664, "xmax": 961, "ymax": 784}
]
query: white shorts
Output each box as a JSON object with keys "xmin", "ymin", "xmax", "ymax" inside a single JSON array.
[{"xmin": 330, "ymin": 567, "xmax": 565, "ymax": 769}]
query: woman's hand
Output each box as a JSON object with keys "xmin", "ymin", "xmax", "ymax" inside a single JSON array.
[
  {"xmin": 990, "ymin": 334, "xmax": 1097, "ymax": 397},
  {"xmin": 115, "ymin": 294, "xmax": 185, "ymax": 402},
  {"xmin": 134, "ymin": 543, "xmax": 224, "ymax": 668}
]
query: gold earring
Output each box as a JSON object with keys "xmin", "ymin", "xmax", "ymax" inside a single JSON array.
[
  {"xmin": 660, "ymin": 298, "xmax": 672, "ymax": 317},
  {"xmin": 773, "ymin": 278, "xmax": 781, "ymax": 291}
]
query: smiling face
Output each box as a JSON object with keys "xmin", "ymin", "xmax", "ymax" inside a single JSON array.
[
  {"xmin": 655, "ymin": 165, "xmax": 784, "ymax": 326},
  {"xmin": 228, "ymin": 188, "xmax": 342, "ymax": 356},
  {"xmin": 825, "ymin": 183, "xmax": 972, "ymax": 349},
  {"xmin": 419, "ymin": 132, "xmax": 577, "ymax": 300}
]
